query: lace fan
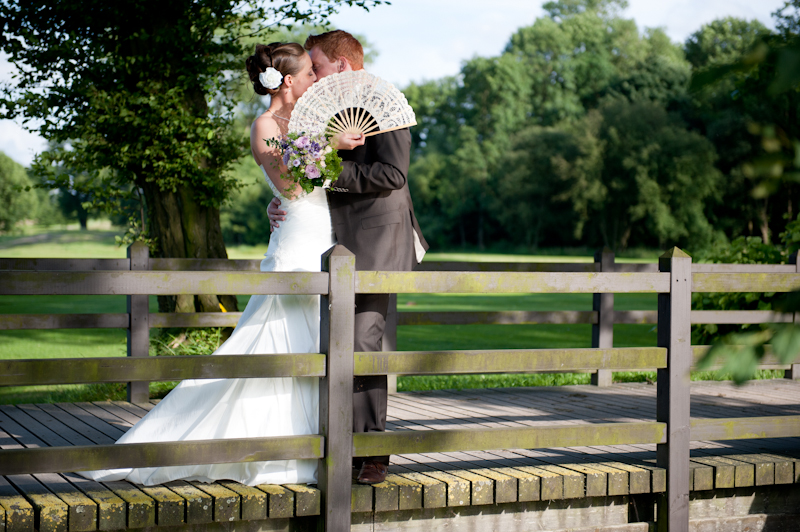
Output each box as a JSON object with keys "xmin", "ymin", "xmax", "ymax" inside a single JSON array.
[{"xmin": 289, "ymin": 70, "xmax": 416, "ymax": 138}]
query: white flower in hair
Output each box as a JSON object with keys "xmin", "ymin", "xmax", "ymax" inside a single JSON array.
[{"xmin": 259, "ymin": 67, "xmax": 283, "ymax": 90}]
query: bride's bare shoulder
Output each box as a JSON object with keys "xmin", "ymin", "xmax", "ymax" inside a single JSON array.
[{"xmin": 251, "ymin": 111, "xmax": 280, "ymax": 138}]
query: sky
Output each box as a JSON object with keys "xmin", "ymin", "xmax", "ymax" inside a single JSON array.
[{"xmin": 0, "ymin": 0, "xmax": 787, "ymax": 167}]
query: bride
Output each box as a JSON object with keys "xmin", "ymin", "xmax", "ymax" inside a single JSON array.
[{"xmin": 80, "ymin": 42, "xmax": 363, "ymax": 487}]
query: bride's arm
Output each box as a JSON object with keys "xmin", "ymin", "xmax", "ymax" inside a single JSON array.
[{"xmin": 250, "ymin": 116, "xmax": 300, "ymax": 199}]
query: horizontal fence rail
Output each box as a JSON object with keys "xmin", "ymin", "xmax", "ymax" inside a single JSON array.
[
  {"xmin": 354, "ymin": 347, "xmax": 667, "ymax": 375},
  {"xmin": 0, "ymin": 354, "xmax": 326, "ymax": 386},
  {"xmin": 2, "ymin": 248, "xmax": 800, "ymax": 532},
  {"xmin": 0, "ymin": 435, "xmax": 324, "ymax": 475},
  {"xmin": 0, "ymin": 271, "xmax": 329, "ymax": 296},
  {"xmin": 352, "ymin": 422, "xmax": 668, "ymax": 457},
  {"xmin": 690, "ymin": 415, "xmax": 800, "ymax": 441},
  {"xmin": 356, "ymin": 271, "xmax": 671, "ymax": 294}
]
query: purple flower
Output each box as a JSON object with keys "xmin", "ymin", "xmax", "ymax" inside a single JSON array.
[
  {"xmin": 305, "ymin": 164, "xmax": 321, "ymax": 179},
  {"xmin": 294, "ymin": 136, "xmax": 311, "ymax": 149},
  {"xmin": 282, "ymin": 151, "xmax": 290, "ymax": 165},
  {"xmin": 292, "ymin": 158, "xmax": 302, "ymax": 167}
]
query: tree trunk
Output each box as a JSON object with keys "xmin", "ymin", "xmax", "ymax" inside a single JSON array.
[
  {"xmin": 759, "ymin": 199, "xmax": 770, "ymax": 245},
  {"xmin": 144, "ymin": 182, "xmax": 239, "ymax": 315}
]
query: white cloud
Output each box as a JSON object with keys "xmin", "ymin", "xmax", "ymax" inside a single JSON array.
[{"xmin": 0, "ymin": 120, "xmax": 46, "ymax": 167}]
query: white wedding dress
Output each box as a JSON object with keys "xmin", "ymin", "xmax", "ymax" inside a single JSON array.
[{"xmin": 80, "ymin": 171, "xmax": 335, "ymax": 486}]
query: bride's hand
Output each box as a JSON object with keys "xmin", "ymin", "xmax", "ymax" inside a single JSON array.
[{"xmin": 331, "ymin": 132, "xmax": 366, "ymax": 150}]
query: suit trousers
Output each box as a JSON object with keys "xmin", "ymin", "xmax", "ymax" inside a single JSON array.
[{"xmin": 353, "ymin": 292, "xmax": 391, "ymax": 467}]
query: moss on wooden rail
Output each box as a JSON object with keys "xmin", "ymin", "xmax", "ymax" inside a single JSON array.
[
  {"xmin": 354, "ymin": 347, "xmax": 667, "ymax": 375},
  {"xmin": 356, "ymin": 271, "xmax": 670, "ymax": 294},
  {"xmin": 693, "ymin": 273, "xmax": 800, "ymax": 293},
  {"xmin": 691, "ymin": 416, "xmax": 800, "ymax": 441},
  {"xmin": 0, "ymin": 354, "xmax": 326, "ymax": 386},
  {"xmin": 353, "ymin": 422, "xmax": 667, "ymax": 457},
  {"xmin": 0, "ymin": 435, "xmax": 324, "ymax": 475},
  {"xmin": 0, "ymin": 271, "xmax": 329, "ymax": 296}
]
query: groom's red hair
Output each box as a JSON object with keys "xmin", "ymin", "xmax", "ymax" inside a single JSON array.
[{"xmin": 305, "ymin": 30, "xmax": 364, "ymax": 70}]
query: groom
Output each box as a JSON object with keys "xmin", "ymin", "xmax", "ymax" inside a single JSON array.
[{"xmin": 268, "ymin": 30, "xmax": 428, "ymax": 484}]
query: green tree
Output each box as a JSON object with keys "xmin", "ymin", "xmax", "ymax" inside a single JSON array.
[
  {"xmin": 0, "ymin": 152, "xmax": 38, "ymax": 232},
  {"xmin": 0, "ymin": 0, "xmax": 383, "ymax": 313}
]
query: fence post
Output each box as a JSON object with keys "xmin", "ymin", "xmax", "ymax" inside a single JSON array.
[
  {"xmin": 319, "ymin": 245, "xmax": 355, "ymax": 532},
  {"xmin": 656, "ymin": 247, "xmax": 692, "ymax": 532},
  {"xmin": 787, "ymin": 253, "xmax": 800, "ymax": 380},
  {"xmin": 592, "ymin": 247, "xmax": 615, "ymax": 386},
  {"xmin": 127, "ymin": 242, "xmax": 150, "ymax": 404},
  {"xmin": 384, "ymin": 294, "xmax": 398, "ymax": 394}
]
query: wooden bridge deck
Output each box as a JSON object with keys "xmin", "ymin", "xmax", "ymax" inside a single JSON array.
[{"xmin": 1, "ymin": 380, "xmax": 799, "ymax": 532}]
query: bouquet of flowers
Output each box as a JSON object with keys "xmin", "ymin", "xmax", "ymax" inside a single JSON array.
[{"xmin": 267, "ymin": 132, "xmax": 342, "ymax": 195}]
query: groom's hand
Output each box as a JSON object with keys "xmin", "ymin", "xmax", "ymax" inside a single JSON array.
[
  {"xmin": 331, "ymin": 132, "xmax": 366, "ymax": 151},
  {"xmin": 267, "ymin": 197, "xmax": 286, "ymax": 231}
]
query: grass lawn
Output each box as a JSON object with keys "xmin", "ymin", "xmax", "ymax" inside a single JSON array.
[{"xmin": 0, "ymin": 226, "xmax": 783, "ymax": 403}]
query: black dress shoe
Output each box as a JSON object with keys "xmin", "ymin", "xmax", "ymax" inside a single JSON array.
[{"xmin": 357, "ymin": 460, "xmax": 388, "ymax": 484}]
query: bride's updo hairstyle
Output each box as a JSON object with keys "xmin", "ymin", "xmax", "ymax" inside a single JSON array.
[{"xmin": 245, "ymin": 42, "xmax": 306, "ymax": 96}]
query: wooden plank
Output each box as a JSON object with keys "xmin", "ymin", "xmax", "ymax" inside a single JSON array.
[
  {"xmin": 0, "ymin": 314, "xmax": 129, "ymax": 330},
  {"xmin": 318, "ymin": 246, "xmax": 355, "ymax": 532},
  {"xmin": 493, "ymin": 467, "xmax": 540, "ymax": 502},
  {"xmin": 532, "ymin": 464, "xmax": 584, "ymax": 499},
  {"xmin": 138, "ymin": 486, "xmax": 184, "ymax": 526},
  {"xmin": 355, "ymin": 348, "xmax": 667, "ymax": 376},
  {"xmin": 0, "ymin": 259, "xmax": 129, "ymax": 271},
  {"xmin": 759, "ymin": 453, "xmax": 798, "ymax": 484},
  {"xmin": 32, "ymin": 474, "xmax": 96, "ymax": 532},
  {"xmin": 13, "ymin": 405, "xmax": 96, "ymax": 447},
  {"xmin": 102, "ymin": 481, "xmax": 154, "ymax": 528},
  {"xmin": 354, "ymin": 422, "xmax": 666, "ymax": 457},
  {"xmin": 350, "ymin": 483, "xmax": 371, "ymax": 513},
  {"xmin": 356, "ymin": 271, "xmax": 670, "ymax": 294},
  {"xmin": 688, "ymin": 462, "xmax": 714, "ymax": 491},
  {"xmin": 418, "ymin": 471, "xmax": 470, "ymax": 507},
  {"xmin": 469, "ymin": 468, "xmax": 516, "ymax": 504},
  {"xmin": 188, "ymin": 483, "xmax": 239, "ymax": 523},
  {"xmin": 604, "ymin": 462, "xmax": 650, "ymax": 494},
  {"xmin": 396, "ymin": 472, "xmax": 445, "ymax": 509},
  {"xmin": 370, "ymin": 481, "xmax": 398, "ymax": 512},
  {"xmin": 282, "ymin": 484, "xmax": 320, "ymax": 517},
  {"xmin": 444, "ymin": 470, "xmax": 493, "ymax": 506},
  {"xmin": 397, "ymin": 310, "xmax": 596, "ymax": 326},
  {"xmin": 35, "ymin": 405, "xmax": 116, "ymax": 445},
  {"xmin": 72, "ymin": 403, "xmax": 131, "ymax": 432},
  {"xmin": 691, "ymin": 310, "xmax": 793, "ymax": 324},
  {"xmin": 415, "ymin": 261, "xmax": 598, "ymax": 272},
  {"xmin": 7, "ymin": 475, "xmax": 68, "ymax": 532},
  {"xmin": 692, "ymin": 264, "xmax": 796, "ymax": 273},
  {"xmin": 511, "ymin": 466, "xmax": 563, "ymax": 500},
  {"xmin": 50, "ymin": 405, "xmax": 125, "ymax": 441},
  {"xmin": 255, "ymin": 485, "xmax": 294, "ymax": 519},
  {"xmin": 0, "ymin": 354, "xmax": 326, "ymax": 386},
  {"xmin": 149, "ymin": 313, "xmax": 242, "ymax": 328},
  {"xmin": 656, "ymin": 248, "xmax": 692, "ymax": 532},
  {"xmin": 0, "ymin": 477, "xmax": 33, "ymax": 532},
  {"xmin": 162, "ymin": 481, "xmax": 212, "ymax": 524},
  {"xmin": 0, "ymin": 407, "xmax": 71, "ymax": 448},
  {"xmin": 726, "ymin": 454, "xmax": 775, "ymax": 486},
  {"xmin": 0, "ymin": 271, "xmax": 329, "ymax": 296},
  {"xmin": 689, "ymin": 457, "xmax": 735, "ymax": 488},
  {"xmin": 0, "ymin": 435, "xmax": 324, "ymax": 475},
  {"xmin": 217, "ymin": 481, "xmax": 266, "ymax": 520},
  {"xmin": 592, "ymin": 248, "xmax": 614, "ymax": 387},
  {"xmin": 127, "ymin": 242, "xmax": 150, "ymax": 404},
  {"xmin": 691, "ymin": 416, "xmax": 800, "ymax": 441},
  {"xmin": 60, "ymin": 474, "xmax": 125, "ymax": 531},
  {"xmin": 560, "ymin": 463, "xmax": 607, "ymax": 497},
  {"xmin": 693, "ymin": 272, "xmax": 800, "ymax": 293},
  {"xmin": 384, "ymin": 474, "xmax": 422, "ymax": 510},
  {"xmin": 148, "ymin": 258, "xmax": 261, "ymax": 271}
]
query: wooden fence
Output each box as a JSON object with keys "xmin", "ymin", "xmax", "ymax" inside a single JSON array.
[{"xmin": 1, "ymin": 243, "xmax": 800, "ymax": 532}]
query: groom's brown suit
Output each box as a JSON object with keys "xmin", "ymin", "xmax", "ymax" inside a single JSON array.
[{"xmin": 327, "ymin": 127, "xmax": 428, "ymax": 466}]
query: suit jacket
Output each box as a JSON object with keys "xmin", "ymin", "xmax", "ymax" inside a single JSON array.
[{"xmin": 327, "ymin": 128, "xmax": 428, "ymax": 272}]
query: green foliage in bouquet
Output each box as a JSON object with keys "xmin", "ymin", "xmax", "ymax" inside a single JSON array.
[{"xmin": 268, "ymin": 132, "xmax": 342, "ymax": 195}]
